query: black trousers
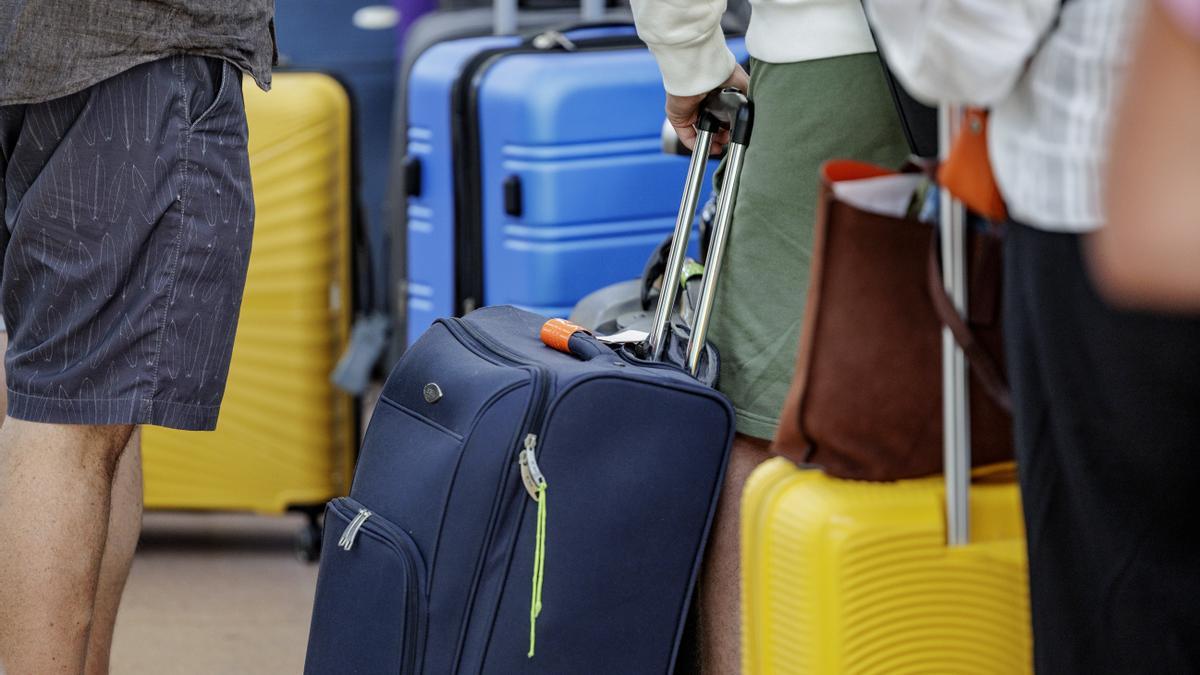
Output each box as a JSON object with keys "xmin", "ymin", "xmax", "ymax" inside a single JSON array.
[{"xmin": 1004, "ymin": 221, "xmax": 1200, "ymax": 673}]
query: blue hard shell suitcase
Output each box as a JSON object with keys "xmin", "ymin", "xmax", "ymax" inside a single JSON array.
[
  {"xmin": 305, "ymin": 91, "xmax": 755, "ymax": 673},
  {"xmin": 401, "ymin": 24, "xmax": 747, "ymax": 345},
  {"xmin": 385, "ymin": 6, "xmax": 630, "ymax": 368},
  {"xmin": 383, "ymin": 5, "xmax": 611, "ymax": 378}
]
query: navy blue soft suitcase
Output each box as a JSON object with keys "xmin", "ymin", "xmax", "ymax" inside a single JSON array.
[
  {"xmin": 402, "ymin": 14, "xmax": 747, "ymax": 344},
  {"xmin": 305, "ymin": 92, "xmax": 754, "ymax": 673}
]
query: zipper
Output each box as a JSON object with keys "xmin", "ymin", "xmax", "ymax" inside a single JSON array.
[
  {"xmin": 449, "ymin": 32, "xmax": 646, "ymax": 316},
  {"xmin": 443, "ymin": 317, "xmax": 551, "ymax": 439},
  {"xmin": 330, "ymin": 498, "xmax": 425, "ymax": 674},
  {"xmin": 440, "ymin": 317, "xmax": 555, "ymax": 668}
]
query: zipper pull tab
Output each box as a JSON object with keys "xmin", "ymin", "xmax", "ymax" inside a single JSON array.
[
  {"xmin": 337, "ymin": 511, "xmax": 360, "ymax": 548},
  {"xmin": 519, "ymin": 434, "xmax": 546, "ymax": 500},
  {"xmin": 531, "ymin": 30, "xmax": 576, "ymax": 51},
  {"xmin": 338, "ymin": 509, "xmax": 372, "ymax": 551}
]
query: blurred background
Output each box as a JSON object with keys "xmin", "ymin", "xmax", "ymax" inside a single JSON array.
[{"xmin": 115, "ymin": 0, "xmax": 751, "ymax": 671}]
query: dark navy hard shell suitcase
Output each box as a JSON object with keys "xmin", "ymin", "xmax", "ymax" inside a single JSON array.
[
  {"xmin": 305, "ymin": 91, "xmax": 754, "ymax": 673},
  {"xmin": 400, "ymin": 18, "xmax": 747, "ymax": 345},
  {"xmin": 275, "ymin": 1, "xmax": 400, "ymax": 305}
]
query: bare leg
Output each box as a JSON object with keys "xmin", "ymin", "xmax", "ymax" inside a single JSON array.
[
  {"xmin": 0, "ymin": 332, "xmax": 8, "ymax": 417},
  {"xmin": 0, "ymin": 420, "xmax": 135, "ymax": 675},
  {"xmin": 0, "ymin": 331, "xmax": 145, "ymax": 675},
  {"xmin": 696, "ymin": 435, "xmax": 771, "ymax": 675},
  {"xmin": 84, "ymin": 429, "xmax": 143, "ymax": 675},
  {"xmin": 0, "ymin": 382, "xmax": 6, "ymax": 420}
]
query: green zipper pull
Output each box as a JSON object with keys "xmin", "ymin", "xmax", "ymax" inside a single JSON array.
[{"xmin": 520, "ymin": 433, "xmax": 549, "ymax": 658}]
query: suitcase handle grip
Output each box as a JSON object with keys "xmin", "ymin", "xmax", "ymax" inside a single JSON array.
[
  {"xmin": 697, "ymin": 88, "xmax": 754, "ymax": 146},
  {"xmin": 646, "ymin": 89, "xmax": 755, "ymax": 375}
]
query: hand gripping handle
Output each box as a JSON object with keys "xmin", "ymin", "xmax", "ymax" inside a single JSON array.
[
  {"xmin": 645, "ymin": 89, "xmax": 754, "ymax": 376},
  {"xmin": 696, "ymin": 88, "xmax": 755, "ymax": 146}
]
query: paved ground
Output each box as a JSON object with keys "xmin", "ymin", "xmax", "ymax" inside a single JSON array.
[{"xmin": 110, "ymin": 511, "xmax": 320, "ymax": 674}]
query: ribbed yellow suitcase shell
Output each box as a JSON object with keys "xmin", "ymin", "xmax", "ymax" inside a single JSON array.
[
  {"xmin": 141, "ymin": 73, "xmax": 356, "ymax": 514},
  {"xmin": 742, "ymin": 457, "xmax": 1032, "ymax": 674}
]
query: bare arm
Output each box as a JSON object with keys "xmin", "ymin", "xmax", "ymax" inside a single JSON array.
[{"xmin": 1090, "ymin": 2, "xmax": 1200, "ymax": 310}]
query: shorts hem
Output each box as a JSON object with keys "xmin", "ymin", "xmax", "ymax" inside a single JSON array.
[
  {"xmin": 734, "ymin": 408, "xmax": 779, "ymax": 442},
  {"xmin": 6, "ymin": 389, "xmax": 220, "ymax": 431}
]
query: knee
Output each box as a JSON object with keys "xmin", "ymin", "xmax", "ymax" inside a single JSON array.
[
  {"xmin": 3, "ymin": 419, "xmax": 135, "ymax": 479},
  {"xmin": 80, "ymin": 425, "xmax": 137, "ymax": 477}
]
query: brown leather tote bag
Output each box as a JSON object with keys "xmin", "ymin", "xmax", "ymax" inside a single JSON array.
[{"xmin": 772, "ymin": 160, "xmax": 1013, "ymax": 481}]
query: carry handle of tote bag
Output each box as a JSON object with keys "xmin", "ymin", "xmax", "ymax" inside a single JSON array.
[
  {"xmin": 926, "ymin": 241, "xmax": 1013, "ymax": 413},
  {"xmin": 494, "ymin": 0, "xmax": 605, "ymax": 35},
  {"xmin": 645, "ymin": 89, "xmax": 755, "ymax": 376}
]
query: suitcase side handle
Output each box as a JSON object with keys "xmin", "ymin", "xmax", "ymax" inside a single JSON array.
[{"xmin": 646, "ymin": 89, "xmax": 755, "ymax": 376}]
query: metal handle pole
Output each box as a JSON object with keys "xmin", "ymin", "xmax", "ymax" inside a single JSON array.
[
  {"xmin": 494, "ymin": 0, "xmax": 518, "ymax": 35},
  {"xmin": 939, "ymin": 104, "xmax": 971, "ymax": 547},
  {"xmin": 581, "ymin": 0, "xmax": 606, "ymax": 21},
  {"xmin": 647, "ymin": 129, "xmax": 715, "ymax": 359},
  {"xmin": 686, "ymin": 142, "xmax": 746, "ymax": 375}
]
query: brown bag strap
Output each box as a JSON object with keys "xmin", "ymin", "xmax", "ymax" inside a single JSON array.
[{"xmin": 926, "ymin": 239, "xmax": 1013, "ymax": 412}]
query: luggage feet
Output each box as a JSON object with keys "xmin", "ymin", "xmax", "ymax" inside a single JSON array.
[{"xmin": 294, "ymin": 508, "xmax": 324, "ymax": 563}]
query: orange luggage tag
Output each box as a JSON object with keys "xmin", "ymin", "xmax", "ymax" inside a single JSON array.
[{"xmin": 938, "ymin": 108, "xmax": 1008, "ymax": 222}]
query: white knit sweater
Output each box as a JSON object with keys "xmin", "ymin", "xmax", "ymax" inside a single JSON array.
[{"xmin": 629, "ymin": 0, "xmax": 877, "ymax": 96}]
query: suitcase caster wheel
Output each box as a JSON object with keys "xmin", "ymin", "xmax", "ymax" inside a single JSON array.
[{"xmin": 295, "ymin": 521, "xmax": 322, "ymax": 563}]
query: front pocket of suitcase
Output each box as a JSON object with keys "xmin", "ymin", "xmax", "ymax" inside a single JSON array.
[
  {"xmin": 305, "ymin": 497, "xmax": 427, "ymax": 675},
  {"xmin": 350, "ymin": 396, "xmax": 465, "ymax": 556}
]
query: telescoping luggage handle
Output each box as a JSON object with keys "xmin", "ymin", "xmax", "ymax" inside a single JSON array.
[
  {"xmin": 494, "ymin": 0, "xmax": 606, "ymax": 35},
  {"xmin": 646, "ymin": 88, "xmax": 755, "ymax": 375},
  {"xmin": 940, "ymin": 104, "xmax": 971, "ymax": 548}
]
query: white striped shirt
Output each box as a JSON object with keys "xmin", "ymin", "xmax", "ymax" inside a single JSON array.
[
  {"xmin": 991, "ymin": 0, "xmax": 1145, "ymax": 232},
  {"xmin": 868, "ymin": 0, "xmax": 1145, "ymax": 233}
]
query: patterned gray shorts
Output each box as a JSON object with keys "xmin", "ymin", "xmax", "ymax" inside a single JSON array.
[{"xmin": 0, "ymin": 55, "xmax": 254, "ymax": 430}]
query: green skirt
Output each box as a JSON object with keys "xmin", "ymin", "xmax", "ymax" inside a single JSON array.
[{"xmin": 709, "ymin": 54, "xmax": 909, "ymax": 440}]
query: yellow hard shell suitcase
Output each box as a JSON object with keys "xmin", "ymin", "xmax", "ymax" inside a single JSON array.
[
  {"xmin": 741, "ymin": 460, "xmax": 1030, "ymax": 674},
  {"xmin": 742, "ymin": 118, "xmax": 1032, "ymax": 673},
  {"xmin": 141, "ymin": 74, "xmax": 356, "ymax": 538}
]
